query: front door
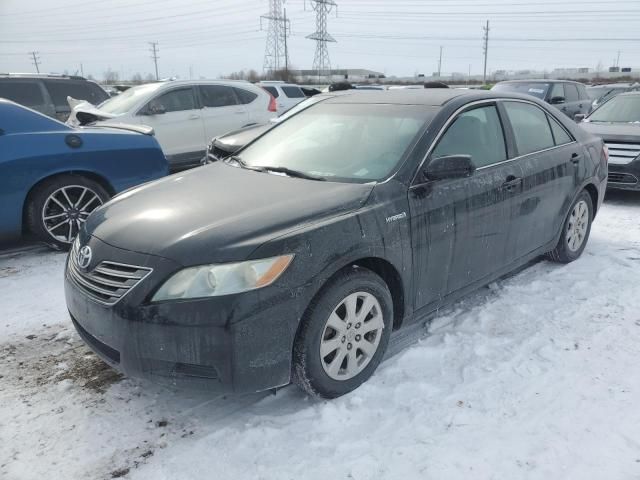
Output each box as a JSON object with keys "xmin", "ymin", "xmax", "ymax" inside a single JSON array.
[
  {"xmin": 409, "ymin": 103, "xmax": 518, "ymax": 312},
  {"xmin": 137, "ymin": 86, "xmax": 206, "ymax": 168},
  {"xmin": 198, "ymin": 84, "xmax": 248, "ymax": 142}
]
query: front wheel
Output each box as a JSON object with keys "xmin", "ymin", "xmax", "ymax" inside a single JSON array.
[
  {"xmin": 547, "ymin": 190, "xmax": 593, "ymax": 263},
  {"xmin": 26, "ymin": 175, "xmax": 110, "ymax": 250},
  {"xmin": 292, "ymin": 267, "xmax": 393, "ymax": 399}
]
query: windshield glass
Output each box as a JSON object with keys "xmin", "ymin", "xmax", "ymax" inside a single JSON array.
[
  {"xmin": 272, "ymin": 95, "xmax": 327, "ymax": 123},
  {"xmin": 589, "ymin": 95, "xmax": 640, "ymax": 123},
  {"xmin": 98, "ymin": 83, "xmax": 163, "ymax": 114},
  {"xmin": 492, "ymin": 82, "xmax": 549, "ymax": 99},
  {"xmin": 238, "ymin": 103, "xmax": 434, "ymax": 183}
]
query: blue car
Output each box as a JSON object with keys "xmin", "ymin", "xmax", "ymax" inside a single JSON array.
[{"xmin": 0, "ymin": 99, "xmax": 168, "ymax": 249}]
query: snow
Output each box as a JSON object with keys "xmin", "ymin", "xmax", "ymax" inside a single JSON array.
[{"xmin": 2, "ymin": 192, "xmax": 640, "ymax": 480}]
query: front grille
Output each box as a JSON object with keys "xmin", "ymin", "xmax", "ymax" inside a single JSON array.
[
  {"xmin": 605, "ymin": 142, "xmax": 640, "ymax": 165},
  {"xmin": 608, "ymin": 172, "xmax": 639, "ymax": 184},
  {"xmin": 67, "ymin": 241, "xmax": 152, "ymax": 305}
]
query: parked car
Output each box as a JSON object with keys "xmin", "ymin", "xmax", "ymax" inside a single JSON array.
[
  {"xmin": 587, "ymin": 83, "xmax": 640, "ymax": 111},
  {"xmin": 301, "ymin": 86, "xmax": 322, "ymax": 97},
  {"xmin": 66, "ymin": 89, "xmax": 606, "ymax": 399},
  {"xmin": 258, "ymin": 81, "xmax": 307, "ymax": 113},
  {"xmin": 68, "ymin": 80, "xmax": 276, "ymax": 170},
  {"xmin": 578, "ymin": 91, "xmax": 640, "ymax": 190},
  {"xmin": 0, "ymin": 73, "xmax": 109, "ymax": 122},
  {"xmin": 0, "ymin": 99, "xmax": 168, "ymax": 249},
  {"xmin": 492, "ymin": 80, "xmax": 591, "ymax": 119}
]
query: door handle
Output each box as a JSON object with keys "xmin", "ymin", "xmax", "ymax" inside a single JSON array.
[
  {"xmin": 502, "ymin": 175, "xmax": 522, "ymax": 192},
  {"xmin": 571, "ymin": 152, "xmax": 581, "ymax": 164},
  {"xmin": 188, "ymin": 114, "xmax": 200, "ymax": 120}
]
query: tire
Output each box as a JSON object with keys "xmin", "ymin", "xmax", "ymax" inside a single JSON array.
[
  {"xmin": 547, "ymin": 190, "xmax": 593, "ymax": 264},
  {"xmin": 26, "ymin": 174, "xmax": 110, "ymax": 250},
  {"xmin": 292, "ymin": 266, "xmax": 393, "ymax": 399}
]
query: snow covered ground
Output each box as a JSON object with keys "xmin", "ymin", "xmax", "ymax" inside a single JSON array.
[{"xmin": 1, "ymin": 191, "xmax": 640, "ymax": 480}]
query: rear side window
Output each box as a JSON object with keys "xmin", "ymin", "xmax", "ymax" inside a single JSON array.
[
  {"xmin": 262, "ymin": 86, "xmax": 279, "ymax": 98},
  {"xmin": 234, "ymin": 87, "xmax": 258, "ymax": 104},
  {"xmin": 281, "ymin": 86, "xmax": 305, "ymax": 98},
  {"xmin": 503, "ymin": 101, "xmax": 555, "ymax": 155},
  {"xmin": 45, "ymin": 80, "xmax": 108, "ymax": 107},
  {"xmin": 151, "ymin": 88, "xmax": 196, "ymax": 112},
  {"xmin": 0, "ymin": 81, "xmax": 45, "ymax": 107},
  {"xmin": 564, "ymin": 84, "xmax": 579, "ymax": 102},
  {"xmin": 199, "ymin": 85, "xmax": 238, "ymax": 108},
  {"xmin": 432, "ymin": 104, "xmax": 507, "ymax": 168},
  {"xmin": 548, "ymin": 116, "xmax": 573, "ymax": 145}
]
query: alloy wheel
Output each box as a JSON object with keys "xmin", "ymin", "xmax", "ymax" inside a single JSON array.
[
  {"xmin": 41, "ymin": 185, "xmax": 103, "ymax": 244},
  {"xmin": 320, "ymin": 291, "xmax": 385, "ymax": 381},
  {"xmin": 566, "ymin": 199, "xmax": 589, "ymax": 252}
]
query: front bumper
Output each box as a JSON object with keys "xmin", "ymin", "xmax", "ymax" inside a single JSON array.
[
  {"xmin": 607, "ymin": 161, "xmax": 640, "ymax": 191},
  {"xmin": 64, "ymin": 236, "xmax": 305, "ymax": 393}
]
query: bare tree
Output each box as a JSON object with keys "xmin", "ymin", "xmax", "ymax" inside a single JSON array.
[
  {"xmin": 145, "ymin": 73, "xmax": 155, "ymax": 82},
  {"xmin": 103, "ymin": 69, "xmax": 119, "ymax": 83},
  {"xmin": 131, "ymin": 72, "xmax": 144, "ymax": 84}
]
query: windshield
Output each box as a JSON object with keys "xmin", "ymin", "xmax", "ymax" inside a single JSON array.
[
  {"xmin": 588, "ymin": 95, "xmax": 640, "ymax": 123},
  {"xmin": 272, "ymin": 95, "xmax": 327, "ymax": 123},
  {"xmin": 492, "ymin": 82, "xmax": 549, "ymax": 99},
  {"xmin": 98, "ymin": 83, "xmax": 164, "ymax": 114},
  {"xmin": 238, "ymin": 103, "xmax": 434, "ymax": 183}
]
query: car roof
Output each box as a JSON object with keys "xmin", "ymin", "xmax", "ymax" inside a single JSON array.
[
  {"xmin": 497, "ymin": 79, "xmax": 583, "ymax": 85},
  {"xmin": 0, "ymin": 73, "xmax": 88, "ymax": 81},
  {"xmin": 617, "ymin": 91, "xmax": 640, "ymax": 97},
  {"xmin": 322, "ymin": 88, "xmax": 480, "ymax": 106}
]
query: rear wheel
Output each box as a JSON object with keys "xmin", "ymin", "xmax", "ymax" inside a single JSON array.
[
  {"xmin": 26, "ymin": 175, "xmax": 110, "ymax": 250},
  {"xmin": 547, "ymin": 190, "xmax": 593, "ymax": 263},
  {"xmin": 292, "ymin": 267, "xmax": 393, "ymax": 398}
]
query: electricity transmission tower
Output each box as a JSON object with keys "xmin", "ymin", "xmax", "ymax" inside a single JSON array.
[
  {"xmin": 261, "ymin": 0, "xmax": 290, "ymax": 77},
  {"xmin": 306, "ymin": 0, "xmax": 337, "ymax": 81},
  {"xmin": 30, "ymin": 51, "xmax": 41, "ymax": 73},
  {"xmin": 149, "ymin": 42, "xmax": 159, "ymax": 80},
  {"xmin": 482, "ymin": 20, "xmax": 490, "ymax": 84}
]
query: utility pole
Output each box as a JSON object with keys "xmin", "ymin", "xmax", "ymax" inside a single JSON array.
[
  {"xmin": 616, "ymin": 50, "xmax": 621, "ymax": 67},
  {"xmin": 30, "ymin": 51, "xmax": 41, "ymax": 73},
  {"xmin": 482, "ymin": 20, "xmax": 490, "ymax": 85},
  {"xmin": 80, "ymin": 63, "xmax": 84, "ymax": 77},
  {"xmin": 149, "ymin": 42, "xmax": 159, "ymax": 80},
  {"xmin": 261, "ymin": 0, "xmax": 289, "ymax": 78},
  {"xmin": 467, "ymin": 64, "xmax": 471, "ymax": 86},
  {"xmin": 306, "ymin": 0, "xmax": 337, "ymax": 82},
  {"xmin": 437, "ymin": 46, "xmax": 443, "ymax": 77}
]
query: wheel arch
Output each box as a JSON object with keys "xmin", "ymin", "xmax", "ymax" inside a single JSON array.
[
  {"xmin": 583, "ymin": 183, "xmax": 599, "ymax": 218},
  {"xmin": 21, "ymin": 170, "xmax": 115, "ymax": 234}
]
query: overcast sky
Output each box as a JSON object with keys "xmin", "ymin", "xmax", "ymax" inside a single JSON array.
[{"xmin": 1, "ymin": 0, "xmax": 639, "ymax": 80}]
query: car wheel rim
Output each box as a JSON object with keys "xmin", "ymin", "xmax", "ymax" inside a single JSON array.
[
  {"xmin": 566, "ymin": 199, "xmax": 589, "ymax": 252},
  {"xmin": 320, "ymin": 291, "xmax": 384, "ymax": 381},
  {"xmin": 42, "ymin": 185, "xmax": 103, "ymax": 244}
]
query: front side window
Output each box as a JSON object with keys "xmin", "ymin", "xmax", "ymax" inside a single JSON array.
[
  {"xmin": 200, "ymin": 85, "xmax": 237, "ymax": 108},
  {"xmin": 549, "ymin": 83, "xmax": 564, "ymax": 100},
  {"xmin": 503, "ymin": 101, "xmax": 555, "ymax": 155},
  {"xmin": 281, "ymin": 86, "xmax": 305, "ymax": 98},
  {"xmin": 148, "ymin": 88, "xmax": 196, "ymax": 113},
  {"xmin": 431, "ymin": 105, "xmax": 506, "ymax": 168},
  {"xmin": 0, "ymin": 81, "xmax": 44, "ymax": 107},
  {"xmin": 237, "ymin": 103, "xmax": 434, "ymax": 183}
]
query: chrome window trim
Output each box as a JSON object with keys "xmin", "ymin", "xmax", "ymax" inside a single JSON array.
[{"xmin": 411, "ymin": 97, "xmax": 578, "ymax": 186}]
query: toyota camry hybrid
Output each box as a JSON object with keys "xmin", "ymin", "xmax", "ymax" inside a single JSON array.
[{"xmin": 65, "ymin": 89, "xmax": 607, "ymax": 399}]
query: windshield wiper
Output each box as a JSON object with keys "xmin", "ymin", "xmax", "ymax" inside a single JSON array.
[
  {"xmin": 225, "ymin": 156, "xmax": 266, "ymax": 172},
  {"xmin": 261, "ymin": 166, "xmax": 326, "ymax": 181}
]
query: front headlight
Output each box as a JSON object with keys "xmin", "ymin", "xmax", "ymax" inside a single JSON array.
[{"xmin": 151, "ymin": 254, "xmax": 294, "ymax": 301}]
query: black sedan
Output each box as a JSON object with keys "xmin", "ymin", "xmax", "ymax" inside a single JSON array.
[
  {"xmin": 65, "ymin": 89, "xmax": 607, "ymax": 399},
  {"xmin": 579, "ymin": 92, "xmax": 640, "ymax": 190}
]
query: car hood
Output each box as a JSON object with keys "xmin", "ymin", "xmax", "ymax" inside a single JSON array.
[
  {"xmin": 214, "ymin": 123, "xmax": 272, "ymax": 153},
  {"xmin": 86, "ymin": 162, "xmax": 373, "ymax": 265},
  {"xmin": 66, "ymin": 97, "xmax": 118, "ymax": 126},
  {"xmin": 580, "ymin": 122, "xmax": 640, "ymax": 143}
]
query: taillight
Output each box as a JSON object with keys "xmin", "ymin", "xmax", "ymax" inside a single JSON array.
[{"xmin": 267, "ymin": 94, "xmax": 277, "ymax": 112}]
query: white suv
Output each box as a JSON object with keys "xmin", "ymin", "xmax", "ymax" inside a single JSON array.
[
  {"xmin": 69, "ymin": 80, "xmax": 276, "ymax": 170},
  {"xmin": 258, "ymin": 81, "xmax": 307, "ymax": 114}
]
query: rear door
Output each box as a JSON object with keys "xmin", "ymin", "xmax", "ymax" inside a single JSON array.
[
  {"xmin": 198, "ymin": 84, "xmax": 248, "ymax": 142},
  {"xmin": 0, "ymin": 79, "xmax": 54, "ymax": 117},
  {"xmin": 44, "ymin": 79, "xmax": 109, "ymax": 121},
  {"xmin": 500, "ymin": 100, "xmax": 581, "ymax": 259},
  {"xmin": 136, "ymin": 86, "xmax": 206, "ymax": 168},
  {"xmin": 409, "ymin": 102, "xmax": 518, "ymax": 311}
]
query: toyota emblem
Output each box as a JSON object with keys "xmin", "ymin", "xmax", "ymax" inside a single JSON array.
[{"xmin": 77, "ymin": 245, "xmax": 93, "ymax": 270}]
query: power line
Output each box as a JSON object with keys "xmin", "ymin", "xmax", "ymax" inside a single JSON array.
[
  {"xmin": 30, "ymin": 51, "xmax": 41, "ymax": 73},
  {"xmin": 306, "ymin": 0, "xmax": 337, "ymax": 80},
  {"xmin": 149, "ymin": 41, "xmax": 159, "ymax": 80}
]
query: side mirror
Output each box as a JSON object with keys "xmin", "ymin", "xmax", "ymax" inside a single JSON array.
[
  {"xmin": 424, "ymin": 154, "xmax": 475, "ymax": 181},
  {"xmin": 550, "ymin": 96, "xmax": 566, "ymax": 105},
  {"xmin": 574, "ymin": 113, "xmax": 586, "ymax": 123}
]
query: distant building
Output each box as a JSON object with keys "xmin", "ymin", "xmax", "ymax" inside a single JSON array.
[{"xmin": 291, "ymin": 68, "xmax": 385, "ymax": 83}]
